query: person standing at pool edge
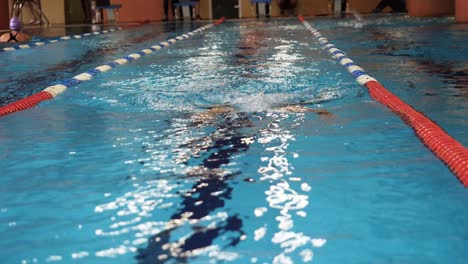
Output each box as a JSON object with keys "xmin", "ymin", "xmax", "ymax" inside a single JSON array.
[
  {"xmin": 163, "ymin": 0, "xmax": 174, "ymax": 21},
  {"xmin": 328, "ymin": 0, "xmax": 347, "ymax": 16},
  {"xmin": 0, "ymin": 0, "xmax": 31, "ymax": 43},
  {"xmin": 373, "ymin": 0, "xmax": 406, "ymax": 13},
  {"xmin": 277, "ymin": 0, "xmax": 297, "ymax": 16}
]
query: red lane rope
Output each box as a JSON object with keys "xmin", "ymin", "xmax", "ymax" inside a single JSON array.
[
  {"xmin": 0, "ymin": 18, "xmax": 225, "ymax": 118},
  {"xmin": 0, "ymin": 91, "xmax": 53, "ymax": 117},
  {"xmin": 214, "ymin": 17, "xmax": 226, "ymax": 25},
  {"xmin": 366, "ymin": 81, "xmax": 468, "ymax": 187},
  {"xmin": 299, "ymin": 16, "xmax": 467, "ymax": 187}
]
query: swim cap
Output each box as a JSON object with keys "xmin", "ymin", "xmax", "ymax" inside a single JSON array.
[{"xmin": 9, "ymin": 17, "xmax": 21, "ymax": 31}]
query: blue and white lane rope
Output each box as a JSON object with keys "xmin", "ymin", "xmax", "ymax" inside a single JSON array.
[
  {"xmin": 0, "ymin": 18, "xmax": 225, "ymax": 117},
  {"xmin": 298, "ymin": 16, "xmax": 468, "ymax": 187},
  {"xmin": 299, "ymin": 18, "xmax": 376, "ymax": 86},
  {"xmin": 1, "ymin": 27, "xmax": 122, "ymax": 53}
]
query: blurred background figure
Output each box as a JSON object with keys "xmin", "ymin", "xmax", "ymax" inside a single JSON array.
[
  {"xmin": 172, "ymin": 0, "xmax": 200, "ymax": 20},
  {"xmin": 9, "ymin": 0, "xmax": 49, "ymax": 25},
  {"xmin": 373, "ymin": 0, "xmax": 406, "ymax": 13},
  {"xmin": 277, "ymin": 0, "xmax": 297, "ymax": 16},
  {"xmin": 250, "ymin": 0, "xmax": 271, "ymax": 18},
  {"xmin": 25, "ymin": 0, "xmax": 41, "ymax": 24},
  {"xmin": 329, "ymin": 0, "xmax": 347, "ymax": 16},
  {"xmin": 0, "ymin": 0, "xmax": 32, "ymax": 42},
  {"xmin": 163, "ymin": 0, "xmax": 174, "ymax": 21},
  {"xmin": 81, "ymin": 0, "xmax": 92, "ymax": 23}
]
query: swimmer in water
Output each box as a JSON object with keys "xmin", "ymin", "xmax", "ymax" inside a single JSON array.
[
  {"xmin": 0, "ymin": 1, "xmax": 32, "ymax": 43},
  {"xmin": 136, "ymin": 99, "xmax": 333, "ymax": 263},
  {"xmin": 191, "ymin": 103, "xmax": 334, "ymax": 124}
]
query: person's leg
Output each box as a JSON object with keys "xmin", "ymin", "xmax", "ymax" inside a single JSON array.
[
  {"xmin": 163, "ymin": 0, "xmax": 169, "ymax": 19},
  {"xmin": 172, "ymin": 0, "xmax": 182, "ymax": 20},
  {"xmin": 189, "ymin": 3, "xmax": 193, "ymax": 19},
  {"xmin": 374, "ymin": 0, "xmax": 391, "ymax": 12},
  {"xmin": 81, "ymin": 0, "xmax": 91, "ymax": 23},
  {"xmin": 33, "ymin": 0, "xmax": 50, "ymax": 24},
  {"xmin": 265, "ymin": 2, "xmax": 270, "ymax": 17},
  {"xmin": 25, "ymin": 1, "xmax": 40, "ymax": 24},
  {"xmin": 195, "ymin": 1, "xmax": 201, "ymax": 19},
  {"xmin": 11, "ymin": 0, "xmax": 23, "ymax": 19},
  {"xmin": 289, "ymin": 0, "xmax": 297, "ymax": 16},
  {"xmin": 278, "ymin": 0, "xmax": 287, "ymax": 15},
  {"xmin": 255, "ymin": 3, "xmax": 259, "ymax": 18},
  {"xmin": 388, "ymin": 0, "xmax": 406, "ymax": 12},
  {"xmin": 10, "ymin": 0, "xmax": 24, "ymax": 30}
]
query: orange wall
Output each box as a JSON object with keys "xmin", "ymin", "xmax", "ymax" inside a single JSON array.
[
  {"xmin": 241, "ymin": 0, "xmax": 329, "ymax": 18},
  {"xmin": 407, "ymin": 0, "xmax": 454, "ymax": 17},
  {"xmin": 348, "ymin": 0, "xmax": 382, "ymax": 13},
  {"xmin": 0, "ymin": 0, "xmax": 9, "ymax": 29},
  {"xmin": 455, "ymin": 0, "xmax": 468, "ymax": 22},
  {"xmin": 110, "ymin": 0, "xmax": 164, "ymax": 22},
  {"xmin": 199, "ymin": 0, "xmax": 210, "ymax": 19},
  {"xmin": 41, "ymin": 0, "xmax": 66, "ymax": 24},
  {"xmin": 89, "ymin": 0, "xmax": 467, "ymax": 23},
  {"xmin": 108, "ymin": 0, "xmax": 387, "ymax": 22},
  {"xmin": 242, "ymin": 0, "xmax": 385, "ymax": 18},
  {"xmin": 292, "ymin": 0, "xmax": 329, "ymax": 16}
]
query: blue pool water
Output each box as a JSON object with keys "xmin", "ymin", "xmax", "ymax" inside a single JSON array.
[{"xmin": 0, "ymin": 15, "xmax": 467, "ymax": 264}]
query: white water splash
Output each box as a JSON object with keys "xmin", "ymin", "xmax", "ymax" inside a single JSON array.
[{"xmin": 256, "ymin": 112, "xmax": 326, "ymax": 262}]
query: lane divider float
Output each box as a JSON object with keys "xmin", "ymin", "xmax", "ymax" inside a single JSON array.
[
  {"xmin": 298, "ymin": 16, "xmax": 467, "ymax": 187},
  {"xmin": 0, "ymin": 18, "xmax": 225, "ymax": 117},
  {"xmin": 1, "ymin": 27, "xmax": 123, "ymax": 53}
]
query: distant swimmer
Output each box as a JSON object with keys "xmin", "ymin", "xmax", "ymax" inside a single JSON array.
[
  {"xmin": 0, "ymin": 1, "xmax": 32, "ymax": 43},
  {"xmin": 0, "ymin": 17, "xmax": 31, "ymax": 43}
]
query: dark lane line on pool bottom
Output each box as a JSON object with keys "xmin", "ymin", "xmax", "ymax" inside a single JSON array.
[
  {"xmin": 134, "ymin": 19, "xmax": 335, "ymax": 263},
  {"xmin": 134, "ymin": 21, "xmax": 272, "ymax": 263},
  {"xmin": 136, "ymin": 109, "xmax": 253, "ymax": 263}
]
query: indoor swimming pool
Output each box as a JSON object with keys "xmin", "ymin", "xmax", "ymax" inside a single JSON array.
[{"xmin": 0, "ymin": 15, "xmax": 467, "ymax": 263}]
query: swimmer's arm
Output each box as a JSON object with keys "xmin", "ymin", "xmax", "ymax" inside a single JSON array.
[
  {"xmin": 304, "ymin": 108, "xmax": 333, "ymax": 116},
  {"xmin": 0, "ymin": 33, "xmax": 9, "ymax": 42},
  {"xmin": 277, "ymin": 104, "xmax": 334, "ymax": 117}
]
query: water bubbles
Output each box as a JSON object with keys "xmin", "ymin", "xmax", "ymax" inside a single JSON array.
[
  {"xmin": 255, "ymin": 226, "xmax": 267, "ymax": 241},
  {"xmin": 301, "ymin": 183, "xmax": 312, "ymax": 192},
  {"xmin": 254, "ymin": 207, "xmax": 268, "ymax": 217},
  {"xmin": 296, "ymin": 211, "xmax": 307, "ymax": 218},
  {"xmin": 45, "ymin": 256, "xmax": 62, "ymax": 262},
  {"xmin": 300, "ymin": 249, "xmax": 314, "ymax": 262},
  {"xmin": 71, "ymin": 252, "xmax": 89, "ymax": 259},
  {"xmin": 256, "ymin": 111, "xmax": 326, "ymax": 262},
  {"xmin": 311, "ymin": 238, "xmax": 327, "ymax": 248},
  {"xmin": 95, "ymin": 246, "xmax": 135, "ymax": 257},
  {"xmin": 273, "ymin": 254, "xmax": 293, "ymax": 264}
]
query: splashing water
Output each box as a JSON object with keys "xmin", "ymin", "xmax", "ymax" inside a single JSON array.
[{"xmin": 338, "ymin": 10, "xmax": 366, "ymax": 28}]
